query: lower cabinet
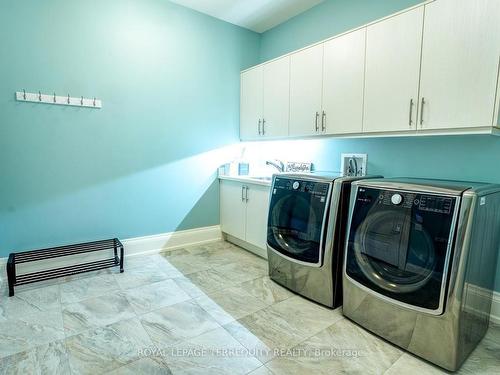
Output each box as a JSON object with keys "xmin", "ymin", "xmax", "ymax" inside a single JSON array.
[{"xmin": 220, "ymin": 180, "xmax": 270, "ymax": 250}]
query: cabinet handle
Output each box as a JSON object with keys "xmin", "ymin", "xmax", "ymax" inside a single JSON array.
[
  {"xmin": 258, "ymin": 119, "xmax": 262, "ymax": 135},
  {"xmin": 408, "ymin": 99, "xmax": 414, "ymax": 127},
  {"xmin": 420, "ymin": 98, "xmax": 425, "ymax": 126},
  {"xmin": 315, "ymin": 112, "xmax": 319, "ymax": 132},
  {"xmin": 245, "ymin": 186, "xmax": 249, "ymax": 202},
  {"xmin": 321, "ymin": 111, "xmax": 326, "ymax": 132},
  {"xmin": 262, "ymin": 119, "xmax": 266, "ymax": 135},
  {"xmin": 241, "ymin": 186, "xmax": 245, "ymax": 201}
]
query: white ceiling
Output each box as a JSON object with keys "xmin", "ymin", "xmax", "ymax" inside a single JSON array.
[{"xmin": 169, "ymin": 0, "xmax": 324, "ymax": 33}]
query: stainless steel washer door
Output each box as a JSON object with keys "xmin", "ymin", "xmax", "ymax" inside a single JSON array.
[{"xmin": 353, "ymin": 209, "xmax": 436, "ymax": 294}]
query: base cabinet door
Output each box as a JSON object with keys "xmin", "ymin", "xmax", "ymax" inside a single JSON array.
[
  {"xmin": 419, "ymin": 0, "xmax": 500, "ymax": 130},
  {"xmin": 220, "ymin": 180, "xmax": 246, "ymax": 240},
  {"xmin": 363, "ymin": 7, "xmax": 423, "ymax": 133},
  {"xmin": 240, "ymin": 66, "xmax": 263, "ymax": 140},
  {"xmin": 245, "ymin": 184, "xmax": 270, "ymax": 249},
  {"xmin": 322, "ymin": 28, "xmax": 366, "ymax": 135}
]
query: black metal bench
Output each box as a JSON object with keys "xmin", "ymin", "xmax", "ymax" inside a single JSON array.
[{"xmin": 6, "ymin": 238, "xmax": 124, "ymax": 296}]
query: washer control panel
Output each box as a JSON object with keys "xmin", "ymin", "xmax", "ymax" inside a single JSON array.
[{"xmin": 273, "ymin": 178, "xmax": 330, "ymax": 198}]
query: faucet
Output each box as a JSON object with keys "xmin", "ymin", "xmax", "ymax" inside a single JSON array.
[{"xmin": 266, "ymin": 159, "xmax": 285, "ymax": 173}]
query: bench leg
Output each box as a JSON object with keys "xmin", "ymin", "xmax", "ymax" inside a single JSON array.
[
  {"xmin": 7, "ymin": 255, "xmax": 16, "ymax": 297},
  {"xmin": 119, "ymin": 246, "xmax": 124, "ymax": 273}
]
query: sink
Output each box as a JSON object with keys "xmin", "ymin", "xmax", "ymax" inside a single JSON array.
[{"xmin": 249, "ymin": 176, "xmax": 272, "ymax": 181}]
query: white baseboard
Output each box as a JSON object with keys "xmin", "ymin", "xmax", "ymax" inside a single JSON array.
[
  {"xmin": 123, "ymin": 225, "xmax": 222, "ymax": 257},
  {"xmin": 0, "ymin": 225, "xmax": 222, "ymax": 274}
]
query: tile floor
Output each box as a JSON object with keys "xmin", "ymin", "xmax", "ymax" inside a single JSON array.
[{"xmin": 0, "ymin": 240, "xmax": 499, "ymax": 374}]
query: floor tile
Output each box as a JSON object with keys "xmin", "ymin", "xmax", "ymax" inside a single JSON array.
[
  {"xmin": 140, "ymin": 300, "xmax": 220, "ymax": 348},
  {"xmin": 58, "ymin": 268, "xmax": 113, "ymax": 284},
  {"xmin": 113, "ymin": 262, "xmax": 175, "ymax": 290},
  {"xmin": 266, "ymin": 318, "xmax": 402, "ymax": 375},
  {"xmin": 122, "ymin": 279, "xmax": 191, "ymax": 315},
  {"xmin": 60, "ymin": 273, "xmax": 120, "ymax": 305},
  {"xmin": 195, "ymin": 286, "xmax": 268, "ymax": 325},
  {"xmin": 0, "ymin": 284, "xmax": 61, "ymax": 321},
  {"xmin": 458, "ymin": 324, "xmax": 500, "ymax": 374},
  {"xmin": 172, "ymin": 276, "xmax": 207, "ymax": 298},
  {"xmin": 0, "ymin": 340, "xmax": 70, "ymax": 375},
  {"xmin": 239, "ymin": 276, "xmax": 294, "ymax": 305},
  {"xmin": 160, "ymin": 252, "xmax": 214, "ymax": 275},
  {"xmin": 166, "ymin": 327, "xmax": 262, "ymax": 375},
  {"xmin": 123, "ymin": 254, "xmax": 174, "ymax": 270},
  {"xmin": 0, "ymin": 310, "xmax": 65, "ymax": 359},
  {"xmin": 247, "ymin": 366, "xmax": 275, "ymax": 375},
  {"xmin": 223, "ymin": 320, "xmax": 277, "ymax": 363},
  {"xmin": 62, "ymin": 292, "xmax": 136, "ymax": 336},
  {"xmin": 236, "ymin": 296, "xmax": 343, "ymax": 352},
  {"xmin": 108, "ymin": 357, "xmax": 173, "ymax": 375},
  {"xmin": 385, "ymin": 353, "xmax": 445, "ymax": 374},
  {"xmin": 2, "ymin": 240, "xmax": 497, "ymax": 374},
  {"xmin": 65, "ymin": 317, "xmax": 152, "ymax": 375},
  {"xmin": 213, "ymin": 262, "xmax": 267, "ymax": 284},
  {"xmin": 185, "ymin": 268, "xmax": 238, "ymax": 294}
]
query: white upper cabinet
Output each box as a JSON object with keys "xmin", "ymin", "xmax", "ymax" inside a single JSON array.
[
  {"xmin": 419, "ymin": 0, "xmax": 500, "ymax": 130},
  {"xmin": 262, "ymin": 56, "xmax": 290, "ymax": 138},
  {"xmin": 363, "ymin": 7, "xmax": 424, "ymax": 133},
  {"xmin": 240, "ymin": 57, "xmax": 289, "ymax": 140},
  {"xmin": 322, "ymin": 28, "xmax": 366, "ymax": 135},
  {"xmin": 240, "ymin": 0, "xmax": 500, "ymax": 140},
  {"xmin": 289, "ymin": 44, "xmax": 324, "ymax": 137},
  {"xmin": 240, "ymin": 66, "xmax": 263, "ymax": 140}
]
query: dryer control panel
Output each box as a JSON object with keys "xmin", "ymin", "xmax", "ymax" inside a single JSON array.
[{"xmin": 359, "ymin": 188, "xmax": 455, "ymax": 215}]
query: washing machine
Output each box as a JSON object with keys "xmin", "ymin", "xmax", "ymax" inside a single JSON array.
[
  {"xmin": 343, "ymin": 178, "xmax": 500, "ymax": 371},
  {"xmin": 267, "ymin": 173, "xmax": 380, "ymax": 308}
]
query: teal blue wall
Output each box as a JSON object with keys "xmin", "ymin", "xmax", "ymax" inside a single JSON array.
[
  {"xmin": 0, "ymin": 0, "xmax": 259, "ymax": 256},
  {"xmin": 258, "ymin": 0, "xmax": 500, "ymax": 291}
]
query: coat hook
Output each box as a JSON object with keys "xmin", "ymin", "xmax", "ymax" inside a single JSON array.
[
  {"xmin": 93, "ymin": 97, "xmax": 96, "ymax": 107},
  {"xmin": 23, "ymin": 89, "xmax": 26, "ymax": 100},
  {"xmin": 81, "ymin": 96, "xmax": 84, "ymax": 106},
  {"xmin": 38, "ymin": 91, "xmax": 42, "ymax": 101},
  {"xmin": 53, "ymin": 92, "xmax": 56, "ymax": 103},
  {"xmin": 67, "ymin": 94, "xmax": 70, "ymax": 104}
]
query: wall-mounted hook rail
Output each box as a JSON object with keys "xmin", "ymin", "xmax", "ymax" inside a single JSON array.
[{"xmin": 15, "ymin": 91, "xmax": 102, "ymax": 108}]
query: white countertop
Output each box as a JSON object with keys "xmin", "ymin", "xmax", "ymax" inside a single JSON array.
[{"xmin": 218, "ymin": 175, "xmax": 272, "ymax": 187}]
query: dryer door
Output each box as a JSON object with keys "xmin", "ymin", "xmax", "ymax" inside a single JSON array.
[
  {"xmin": 345, "ymin": 187, "xmax": 459, "ymax": 314},
  {"xmin": 267, "ymin": 178, "xmax": 331, "ymax": 266}
]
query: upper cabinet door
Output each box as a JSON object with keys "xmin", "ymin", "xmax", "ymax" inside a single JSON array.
[
  {"xmin": 363, "ymin": 7, "xmax": 424, "ymax": 133},
  {"xmin": 322, "ymin": 28, "xmax": 366, "ymax": 135},
  {"xmin": 262, "ymin": 56, "xmax": 290, "ymax": 138},
  {"xmin": 240, "ymin": 66, "xmax": 263, "ymax": 140},
  {"xmin": 419, "ymin": 0, "xmax": 500, "ymax": 130},
  {"xmin": 289, "ymin": 44, "xmax": 324, "ymax": 137}
]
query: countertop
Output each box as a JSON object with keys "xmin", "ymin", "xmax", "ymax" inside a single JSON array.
[{"xmin": 218, "ymin": 175, "xmax": 272, "ymax": 187}]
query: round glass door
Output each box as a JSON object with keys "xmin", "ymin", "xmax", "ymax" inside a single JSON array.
[
  {"xmin": 353, "ymin": 210, "xmax": 437, "ymax": 293},
  {"xmin": 267, "ymin": 179, "xmax": 330, "ymax": 264}
]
